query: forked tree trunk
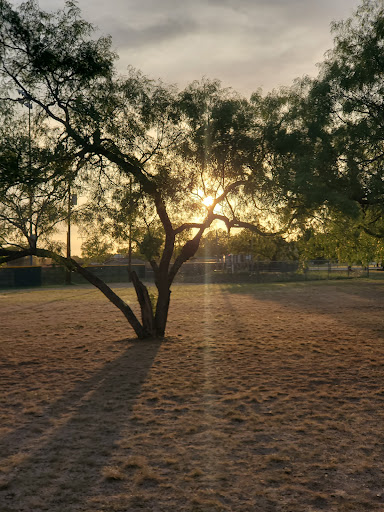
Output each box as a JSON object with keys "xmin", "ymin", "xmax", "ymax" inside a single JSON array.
[
  {"xmin": 130, "ymin": 271, "xmax": 156, "ymax": 337},
  {"xmin": 1, "ymin": 247, "xmax": 182, "ymax": 340},
  {"xmin": 131, "ymin": 271, "xmax": 171, "ymax": 338}
]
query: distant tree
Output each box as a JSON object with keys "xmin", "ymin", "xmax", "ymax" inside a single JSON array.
[
  {"xmin": 0, "ymin": 1, "xmax": 296, "ymax": 339},
  {"xmin": 81, "ymin": 234, "xmax": 113, "ymax": 264},
  {"xmin": 228, "ymin": 229, "xmax": 297, "ymax": 261},
  {"xmin": 195, "ymin": 229, "xmax": 229, "ymax": 259},
  {"xmin": 298, "ymin": 215, "xmax": 384, "ymax": 266},
  {"xmin": 0, "ymin": 102, "xmax": 76, "ymax": 254}
]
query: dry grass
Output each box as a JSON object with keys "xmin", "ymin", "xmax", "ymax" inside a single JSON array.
[{"xmin": 1, "ymin": 279, "xmax": 384, "ymax": 511}]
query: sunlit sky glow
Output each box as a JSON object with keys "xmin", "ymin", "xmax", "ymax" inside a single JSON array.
[{"xmin": 202, "ymin": 196, "xmax": 215, "ymax": 207}]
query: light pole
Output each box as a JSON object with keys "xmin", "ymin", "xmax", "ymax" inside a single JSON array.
[
  {"xmin": 17, "ymin": 90, "xmax": 33, "ymax": 266},
  {"xmin": 128, "ymin": 176, "xmax": 133, "ymax": 280},
  {"xmin": 66, "ymin": 185, "xmax": 77, "ymax": 285}
]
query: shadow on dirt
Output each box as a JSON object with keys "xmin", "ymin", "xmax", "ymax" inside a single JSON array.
[
  {"xmin": 0, "ymin": 338, "xmax": 162, "ymax": 511},
  {"xmin": 220, "ymin": 280, "xmax": 384, "ymax": 338}
]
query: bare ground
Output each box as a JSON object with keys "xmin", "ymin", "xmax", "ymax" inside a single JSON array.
[{"xmin": 1, "ymin": 279, "xmax": 384, "ymax": 511}]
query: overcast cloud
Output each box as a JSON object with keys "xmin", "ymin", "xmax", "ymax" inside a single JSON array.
[{"xmin": 11, "ymin": 0, "xmax": 362, "ymax": 95}]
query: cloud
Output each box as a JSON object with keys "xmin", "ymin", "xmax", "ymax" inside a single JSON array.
[
  {"xmin": 106, "ymin": 16, "xmax": 198, "ymax": 49},
  {"xmin": 10, "ymin": 0, "xmax": 362, "ymax": 95},
  {"xmin": 106, "ymin": 0, "xmax": 344, "ymax": 93}
]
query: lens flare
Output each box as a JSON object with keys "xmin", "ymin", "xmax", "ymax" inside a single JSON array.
[{"xmin": 202, "ymin": 196, "xmax": 214, "ymax": 207}]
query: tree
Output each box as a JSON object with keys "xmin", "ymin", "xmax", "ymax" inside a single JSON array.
[
  {"xmin": 0, "ymin": 99, "xmax": 76, "ymax": 255},
  {"xmin": 228, "ymin": 230, "xmax": 297, "ymax": 262},
  {"xmin": 0, "ymin": 1, "xmax": 294, "ymax": 339},
  {"xmin": 298, "ymin": 213, "xmax": 384, "ymax": 266},
  {"xmin": 195, "ymin": 228, "xmax": 229, "ymax": 259},
  {"xmin": 303, "ymin": 0, "xmax": 384, "ymax": 239},
  {"xmin": 254, "ymin": 0, "xmax": 384, "ymax": 255},
  {"xmin": 80, "ymin": 235, "xmax": 113, "ymax": 264}
]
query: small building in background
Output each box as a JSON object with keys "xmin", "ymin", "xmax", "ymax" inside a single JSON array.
[{"xmin": 103, "ymin": 254, "xmax": 146, "ymax": 266}]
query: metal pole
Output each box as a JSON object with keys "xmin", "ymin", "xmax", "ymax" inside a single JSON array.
[
  {"xmin": 216, "ymin": 229, "xmax": 218, "ymax": 262},
  {"xmin": 17, "ymin": 91, "xmax": 34, "ymax": 266},
  {"xmin": 128, "ymin": 177, "xmax": 132, "ymax": 280},
  {"xmin": 28, "ymin": 105, "xmax": 33, "ymax": 267},
  {"xmin": 66, "ymin": 182, "xmax": 72, "ymax": 284},
  {"xmin": 128, "ymin": 222, "xmax": 132, "ymax": 279},
  {"xmin": 250, "ymin": 237, "xmax": 253, "ymax": 271}
]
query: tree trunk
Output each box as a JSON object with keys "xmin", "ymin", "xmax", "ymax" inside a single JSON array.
[
  {"xmin": 131, "ymin": 271, "xmax": 156, "ymax": 337},
  {"xmin": 154, "ymin": 280, "xmax": 171, "ymax": 338},
  {"xmin": 72, "ymin": 263, "xmax": 149, "ymax": 339},
  {"xmin": 131, "ymin": 271, "xmax": 171, "ymax": 338}
]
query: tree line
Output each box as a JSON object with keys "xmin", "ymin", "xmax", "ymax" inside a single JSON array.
[{"xmin": 0, "ymin": 0, "xmax": 384, "ymax": 338}]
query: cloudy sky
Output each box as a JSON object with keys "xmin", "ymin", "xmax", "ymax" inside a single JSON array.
[{"xmin": 12, "ymin": 0, "xmax": 362, "ymax": 97}]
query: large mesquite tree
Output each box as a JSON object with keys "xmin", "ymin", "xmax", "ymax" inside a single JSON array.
[{"xmin": 0, "ymin": 1, "xmax": 293, "ymax": 338}]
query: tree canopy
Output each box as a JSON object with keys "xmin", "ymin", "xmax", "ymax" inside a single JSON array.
[{"xmin": 307, "ymin": 0, "xmax": 384, "ymax": 237}]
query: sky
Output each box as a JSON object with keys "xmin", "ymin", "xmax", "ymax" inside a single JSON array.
[
  {"xmin": 10, "ymin": 0, "xmax": 363, "ymax": 254},
  {"xmin": 12, "ymin": 0, "xmax": 362, "ymax": 97}
]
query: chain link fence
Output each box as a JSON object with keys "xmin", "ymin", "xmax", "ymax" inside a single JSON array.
[
  {"xmin": 1, "ymin": 259, "xmax": 383, "ymax": 288},
  {"xmin": 173, "ymin": 259, "xmax": 384, "ymax": 284}
]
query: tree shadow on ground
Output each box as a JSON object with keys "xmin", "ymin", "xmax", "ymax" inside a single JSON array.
[
  {"xmin": 0, "ymin": 338, "xmax": 162, "ymax": 512},
  {"xmin": 220, "ymin": 281, "xmax": 384, "ymax": 338}
]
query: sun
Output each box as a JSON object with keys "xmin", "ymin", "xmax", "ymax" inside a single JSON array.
[{"xmin": 202, "ymin": 195, "xmax": 214, "ymax": 207}]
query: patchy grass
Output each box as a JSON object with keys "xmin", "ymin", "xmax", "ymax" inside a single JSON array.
[{"xmin": 1, "ymin": 280, "xmax": 384, "ymax": 511}]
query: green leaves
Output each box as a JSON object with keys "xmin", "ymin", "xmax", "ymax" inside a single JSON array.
[
  {"xmin": 310, "ymin": 0, "xmax": 384, "ymax": 230},
  {"xmin": 139, "ymin": 232, "xmax": 164, "ymax": 260},
  {"xmin": 298, "ymin": 209, "xmax": 384, "ymax": 265},
  {"xmin": 1, "ymin": 0, "xmax": 114, "ymax": 80}
]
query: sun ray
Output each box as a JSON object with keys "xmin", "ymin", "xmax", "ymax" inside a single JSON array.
[{"xmin": 202, "ymin": 196, "xmax": 214, "ymax": 207}]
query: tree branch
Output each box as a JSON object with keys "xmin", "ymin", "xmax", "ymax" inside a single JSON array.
[
  {"xmin": 212, "ymin": 214, "xmax": 291, "ymax": 236},
  {"xmin": 0, "ymin": 247, "xmax": 148, "ymax": 338},
  {"xmin": 359, "ymin": 225, "xmax": 384, "ymax": 239},
  {"xmin": 168, "ymin": 214, "xmax": 214, "ymax": 285},
  {"xmin": 212, "ymin": 180, "xmax": 247, "ymax": 207},
  {"xmin": 174, "ymin": 222, "xmax": 205, "ymax": 235}
]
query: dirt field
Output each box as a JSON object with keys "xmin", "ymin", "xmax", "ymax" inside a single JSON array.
[{"xmin": 1, "ymin": 279, "xmax": 384, "ymax": 511}]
